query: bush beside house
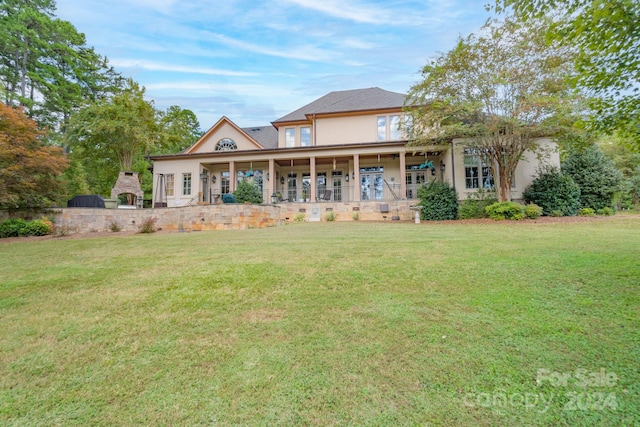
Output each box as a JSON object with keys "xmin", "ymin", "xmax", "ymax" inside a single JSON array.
[{"xmin": 418, "ymin": 181, "xmax": 458, "ymax": 221}]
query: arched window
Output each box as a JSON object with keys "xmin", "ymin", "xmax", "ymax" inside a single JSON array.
[{"xmin": 215, "ymin": 138, "xmax": 237, "ymax": 151}]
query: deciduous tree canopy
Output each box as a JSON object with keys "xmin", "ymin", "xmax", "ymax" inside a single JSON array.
[
  {"xmin": 405, "ymin": 18, "xmax": 579, "ymax": 201},
  {"xmin": 490, "ymin": 0, "xmax": 640, "ymax": 148},
  {"xmin": 0, "ymin": 102, "xmax": 68, "ymax": 208}
]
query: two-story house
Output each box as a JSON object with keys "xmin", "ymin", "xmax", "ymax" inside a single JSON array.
[{"xmin": 150, "ymin": 87, "xmax": 558, "ymax": 217}]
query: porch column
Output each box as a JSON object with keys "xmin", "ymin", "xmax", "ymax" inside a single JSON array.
[
  {"xmin": 268, "ymin": 158, "xmax": 275, "ymax": 199},
  {"xmin": 353, "ymin": 154, "xmax": 360, "ymax": 202},
  {"xmin": 229, "ymin": 161, "xmax": 236, "ymax": 193},
  {"xmin": 310, "ymin": 156, "xmax": 316, "ymax": 202},
  {"xmin": 399, "ymin": 151, "xmax": 406, "ymax": 200}
]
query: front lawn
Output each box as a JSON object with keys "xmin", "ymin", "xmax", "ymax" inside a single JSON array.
[{"xmin": 1, "ymin": 218, "xmax": 638, "ymax": 425}]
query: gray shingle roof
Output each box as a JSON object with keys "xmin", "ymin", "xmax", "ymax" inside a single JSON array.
[
  {"xmin": 241, "ymin": 125, "xmax": 278, "ymax": 149},
  {"xmin": 273, "ymin": 87, "xmax": 406, "ymax": 124}
]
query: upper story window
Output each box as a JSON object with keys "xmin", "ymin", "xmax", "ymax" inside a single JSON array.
[
  {"xmin": 215, "ymin": 138, "xmax": 237, "ymax": 151},
  {"xmin": 389, "ymin": 115, "xmax": 401, "ymax": 140},
  {"xmin": 285, "ymin": 128, "xmax": 295, "ymax": 147},
  {"xmin": 301, "ymin": 127, "xmax": 311, "ymax": 146},
  {"xmin": 377, "ymin": 117, "xmax": 387, "ymax": 141},
  {"xmin": 215, "ymin": 138, "xmax": 238, "ymax": 151}
]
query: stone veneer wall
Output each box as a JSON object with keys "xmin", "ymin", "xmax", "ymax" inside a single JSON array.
[
  {"xmin": 0, "ymin": 201, "xmax": 418, "ymax": 234},
  {"xmin": 275, "ymin": 200, "xmax": 416, "ymax": 222},
  {"xmin": 0, "ymin": 205, "xmax": 281, "ymax": 234}
]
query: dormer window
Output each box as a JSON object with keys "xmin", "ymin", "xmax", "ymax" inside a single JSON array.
[{"xmin": 215, "ymin": 138, "xmax": 237, "ymax": 151}]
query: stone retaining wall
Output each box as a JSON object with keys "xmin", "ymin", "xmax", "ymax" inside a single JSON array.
[{"xmin": 1, "ymin": 201, "xmax": 417, "ymax": 234}]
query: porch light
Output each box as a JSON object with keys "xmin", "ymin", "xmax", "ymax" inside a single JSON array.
[
  {"xmin": 271, "ymin": 193, "xmax": 278, "ymax": 204},
  {"xmin": 266, "ymin": 172, "xmax": 270, "ymax": 181},
  {"xmin": 345, "ymin": 174, "xmax": 349, "ymax": 182},
  {"xmin": 280, "ymin": 176, "xmax": 285, "ymax": 184},
  {"xmin": 200, "ymin": 171, "xmax": 209, "ymax": 182},
  {"xmin": 211, "ymin": 174, "xmax": 217, "ymax": 183},
  {"xmin": 440, "ymin": 161, "xmax": 445, "ymax": 171}
]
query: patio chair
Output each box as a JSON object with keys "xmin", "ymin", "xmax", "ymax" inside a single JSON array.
[{"xmin": 318, "ymin": 190, "xmax": 332, "ymax": 201}]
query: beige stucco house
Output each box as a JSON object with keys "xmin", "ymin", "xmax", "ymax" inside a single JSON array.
[{"xmin": 150, "ymin": 87, "xmax": 559, "ymax": 218}]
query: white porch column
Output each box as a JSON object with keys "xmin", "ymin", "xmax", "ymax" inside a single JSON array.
[
  {"xmin": 229, "ymin": 161, "xmax": 236, "ymax": 193},
  {"xmin": 310, "ymin": 156, "xmax": 316, "ymax": 202},
  {"xmin": 268, "ymin": 158, "xmax": 275, "ymax": 199},
  {"xmin": 399, "ymin": 151, "xmax": 406, "ymax": 200},
  {"xmin": 353, "ymin": 154, "xmax": 360, "ymax": 202}
]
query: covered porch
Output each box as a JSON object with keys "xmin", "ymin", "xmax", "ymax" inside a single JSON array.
[{"xmin": 193, "ymin": 143, "xmax": 451, "ymax": 205}]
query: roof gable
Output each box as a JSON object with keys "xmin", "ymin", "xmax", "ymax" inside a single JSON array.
[
  {"xmin": 273, "ymin": 87, "xmax": 406, "ymax": 125},
  {"xmin": 185, "ymin": 117, "xmax": 275, "ymax": 154}
]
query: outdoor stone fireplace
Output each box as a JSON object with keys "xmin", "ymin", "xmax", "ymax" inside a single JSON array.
[{"xmin": 111, "ymin": 171, "xmax": 144, "ymax": 207}]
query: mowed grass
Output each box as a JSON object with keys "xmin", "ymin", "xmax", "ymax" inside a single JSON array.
[{"xmin": 0, "ymin": 218, "xmax": 638, "ymax": 426}]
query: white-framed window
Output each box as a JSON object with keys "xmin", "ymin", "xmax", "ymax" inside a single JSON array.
[
  {"xmin": 464, "ymin": 148, "xmax": 494, "ymax": 189},
  {"xmin": 389, "ymin": 115, "xmax": 401, "ymax": 140},
  {"xmin": 377, "ymin": 116, "xmax": 387, "ymax": 141},
  {"xmin": 285, "ymin": 128, "xmax": 295, "ymax": 147},
  {"xmin": 182, "ymin": 173, "xmax": 192, "ymax": 195},
  {"xmin": 221, "ymin": 171, "xmax": 230, "ymax": 194},
  {"xmin": 215, "ymin": 138, "xmax": 237, "ymax": 151},
  {"xmin": 165, "ymin": 174, "xmax": 175, "ymax": 197},
  {"xmin": 301, "ymin": 127, "xmax": 311, "ymax": 146}
]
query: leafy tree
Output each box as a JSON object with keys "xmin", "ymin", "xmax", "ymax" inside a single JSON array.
[
  {"xmin": 156, "ymin": 105, "xmax": 202, "ymax": 154},
  {"xmin": 0, "ymin": 0, "xmax": 122, "ymax": 131},
  {"xmin": 562, "ymin": 144, "xmax": 623, "ymax": 210},
  {"xmin": 0, "ymin": 102, "xmax": 68, "ymax": 208},
  {"xmin": 490, "ymin": 0, "xmax": 640, "ymax": 147},
  {"xmin": 64, "ymin": 79, "xmax": 158, "ymax": 195},
  {"xmin": 523, "ymin": 165, "xmax": 581, "ymax": 216},
  {"xmin": 406, "ymin": 18, "xmax": 578, "ymax": 201},
  {"xmin": 600, "ymin": 139, "xmax": 640, "ymax": 209}
]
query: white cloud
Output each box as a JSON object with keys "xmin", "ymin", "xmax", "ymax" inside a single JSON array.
[{"xmin": 110, "ymin": 59, "xmax": 257, "ymax": 77}]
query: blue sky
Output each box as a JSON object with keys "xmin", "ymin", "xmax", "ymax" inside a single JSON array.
[{"xmin": 54, "ymin": 0, "xmax": 491, "ymax": 129}]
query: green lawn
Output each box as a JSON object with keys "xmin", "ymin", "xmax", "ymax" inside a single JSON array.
[{"xmin": 1, "ymin": 218, "xmax": 638, "ymax": 425}]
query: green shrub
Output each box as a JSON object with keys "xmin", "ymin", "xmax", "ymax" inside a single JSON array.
[
  {"xmin": 352, "ymin": 211, "xmax": 360, "ymax": 221},
  {"xmin": 293, "ymin": 213, "xmax": 305, "ymax": 222},
  {"xmin": 138, "ymin": 217, "xmax": 157, "ymax": 233},
  {"xmin": 550, "ymin": 210, "xmax": 564, "ymax": 217},
  {"xmin": 418, "ymin": 181, "xmax": 459, "ymax": 221},
  {"xmin": 109, "ymin": 221, "xmax": 122, "ymax": 232},
  {"xmin": 0, "ymin": 219, "xmax": 28, "ymax": 238},
  {"xmin": 458, "ymin": 190, "xmax": 497, "ymax": 219},
  {"xmin": 324, "ymin": 211, "xmax": 337, "ymax": 222},
  {"xmin": 0, "ymin": 218, "xmax": 53, "ymax": 238},
  {"xmin": 233, "ymin": 180, "xmax": 263, "ymax": 204},
  {"xmin": 523, "ymin": 165, "xmax": 581, "ymax": 216},
  {"xmin": 562, "ymin": 144, "xmax": 623, "ymax": 211},
  {"xmin": 22, "ymin": 219, "xmax": 52, "ymax": 236},
  {"xmin": 485, "ymin": 201, "xmax": 525, "ymax": 221},
  {"xmin": 597, "ymin": 207, "xmax": 615, "ymax": 216},
  {"xmin": 524, "ymin": 203, "xmax": 543, "ymax": 219},
  {"xmin": 222, "ymin": 194, "xmax": 236, "ymax": 204},
  {"xmin": 578, "ymin": 207, "xmax": 596, "ymax": 217}
]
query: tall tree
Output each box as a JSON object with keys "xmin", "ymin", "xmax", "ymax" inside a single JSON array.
[
  {"xmin": 490, "ymin": 0, "xmax": 640, "ymax": 148},
  {"xmin": 0, "ymin": 0, "xmax": 122, "ymax": 131},
  {"xmin": 156, "ymin": 105, "xmax": 202, "ymax": 154},
  {"xmin": 64, "ymin": 79, "xmax": 158, "ymax": 195},
  {"xmin": 0, "ymin": 102, "xmax": 68, "ymax": 208},
  {"xmin": 405, "ymin": 18, "xmax": 579, "ymax": 201}
]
